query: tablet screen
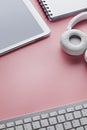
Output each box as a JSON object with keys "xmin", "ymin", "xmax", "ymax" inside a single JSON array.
[{"xmin": 0, "ymin": 0, "xmax": 44, "ymax": 50}]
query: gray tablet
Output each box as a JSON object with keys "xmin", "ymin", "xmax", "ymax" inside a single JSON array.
[{"xmin": 0, "ymin": 0, "xmax": 50, "ymax": 55}]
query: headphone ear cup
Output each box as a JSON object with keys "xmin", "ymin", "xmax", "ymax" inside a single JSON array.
[{"xmin": 60, "ymin": 29, "xmax": 87, "ymax": 55}]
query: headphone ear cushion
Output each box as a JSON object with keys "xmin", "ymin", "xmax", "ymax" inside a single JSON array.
[{"xmin": 60, "ymin": 29, "xmax": 87, "ymax": 55}]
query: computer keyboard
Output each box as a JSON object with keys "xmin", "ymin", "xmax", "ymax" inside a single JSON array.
[{"xmin": 1, "ymin": 100, "xmax": 87, "ymax": 130}]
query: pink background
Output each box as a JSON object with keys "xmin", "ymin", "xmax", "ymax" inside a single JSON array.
[{"xmin": 0, "ymin": 0, "xmax": 87, "ymax": 120}]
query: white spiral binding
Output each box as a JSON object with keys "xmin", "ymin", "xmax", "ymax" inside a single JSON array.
[{"xmin": 39, "ymin": 0, "xmax": 53, "ymax": 17}]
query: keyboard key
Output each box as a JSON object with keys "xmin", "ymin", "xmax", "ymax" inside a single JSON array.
[
  {"xmin": 7, "ymin": 122, "xmax": 14, "ymax": 127},
  {"xmin": 40, "ymin": 119, "xmax": 49, "ymax": 127},
  {"xmin": 84, "ymin": 125, "xmax": 87, "ymax": 130},
  {"xmin": 64, "ymin": 122, "xmax": 72, "ymax": 129},
  {"xmin": 67, "ymin": 107, "xmax": 74, "ymax": 112},
  {"xmin": 58, "ymin": 109, "xmax": 66, "ymax": 114},
  {"xmin": 57, "ymin": 115, "xmax": 65, "ymax": 123},
  {"xmin": 75, "ymin": 105, "xmax": 82, "ymax": 110},
  {"xmin": 49, "ymin": 117, "xmax": 57, "ymax": 125},
  {"xmin": 32, "ymin": 116, "xmax": 40, "ymax": 121},
  {"xmin": 50, "ymin": 111, "xmax": 57, "ymax": 117},
  {"xmin": 41, "ymin": 113, "xmax": 49, "ymax": 119},
  {"xmin": 76, "ymin": 127, "xmax": 84, "ymax": 130},
  {"xmin": 7, "ymin": 127, "xmax": 14, "ymax": 130},
  {"xmin": 32, "ymin": 121, "xmax": 41, "ymax": 129},
  {"xmin": 24, "ymin": 123, "xmax": 32, "ymax": 130},
  {"xmin": 73, "ymin": 111, "xmax": 81, "ymax": 119},
  {"xmin": 47, "ymin": 126, "xmax": 55, "ymax": 130},
  {"xmin": 83, "ymin": 103, "xmax": 87, "ymax": 108},
  {"xmin": 15, "ymin": 120, "xmax": 23, "ymax": 125},
  {"xmin": 65, "ymin": 113, "xmax": 73, "ymax": 121},
  {"xmin": 55, "ymin": 124, "xmax": 64, "ymax": 130},
  {"xmin": 24, "ymin": 118, "xmax": 32, "ymax": 123},
  {"xmin": 15, "ymin": 125, "xmax": 23, "ymax": 130},
  {"xmin": 72, "ymin": 120, "xmax": 80, "ymax": 128},
  {"xmin": 80, "ymin": 117, "xmax": 87, "ymax": 125},
  {"xmin": 0, "ymin": 124, "xmax": 5, "ymax": 129},
  {"xmin": 82, "ymin": 109, "xmax": 87, "ymax": 116}
]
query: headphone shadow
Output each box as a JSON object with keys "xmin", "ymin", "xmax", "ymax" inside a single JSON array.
[
  {"xmin": 59, "ymin": 48, "xmax": 87, "ymax": 75},
  {"xmin": 60, "ymin": 48, "xmax": 85, "ymax": 65}
]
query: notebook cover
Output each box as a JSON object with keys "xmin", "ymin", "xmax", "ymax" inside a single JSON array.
[{"xmin": 39, "ymin": 0, "xmax": 87, "ymax": 21}]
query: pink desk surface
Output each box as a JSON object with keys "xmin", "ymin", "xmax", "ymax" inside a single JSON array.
[{"xmin": 0, "ymin": 0, "xmax": 87, "ymax": 121}]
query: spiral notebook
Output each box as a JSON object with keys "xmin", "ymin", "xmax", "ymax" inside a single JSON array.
[{"xmin": 39, "ymin": 0, "xmax": 87, "ymax": 21}]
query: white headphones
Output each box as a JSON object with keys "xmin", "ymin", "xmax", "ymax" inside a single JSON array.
[{"xmin": 60, "ymin": 12, "xmax": 87, "ymax": 62}]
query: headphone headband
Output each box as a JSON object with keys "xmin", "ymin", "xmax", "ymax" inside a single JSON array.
[
  {"xmin": 67, "ymin": 12, "xmax": 87, "ymax": 30},
  {"xmin": 61, "ymin": 11, "xmax": 87, "ymax": 63}
]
